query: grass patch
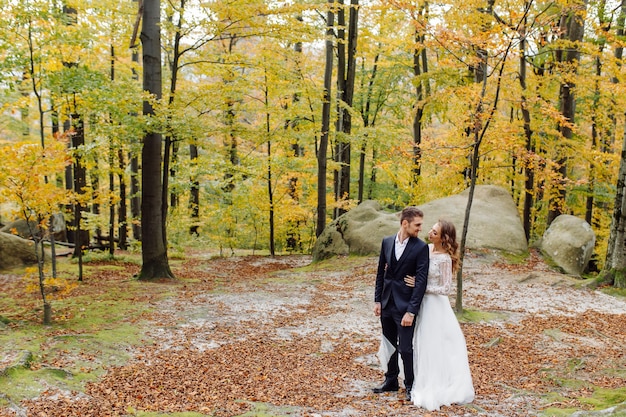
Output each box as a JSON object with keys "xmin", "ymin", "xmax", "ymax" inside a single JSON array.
[
  {"xmin": 457, "ymin": 309, "xmax": 508, "ymax": 323},
  {"xmin": 0, "ymin": 322, "xmax": 150, "ymax": 404},
  {"xmin": 499, "ymin": 250, "xmax": 530, "ymax": 264},
  {"xmin": 539, "ymin": 383, "xmax": 626, "ymax": 416},
  {"xmin": 265, "ymin": 255, "xmax": 370, "ymax": 285},
  {"xmin": 133, "ymin": 412, "xmax": 209, "ymax": 417},
  {"xmin": 234, "ymin": 402, "xmax": 298, "ymax": 417},
  {"xmin": 78, "ymin": 251, "xmax": 142, "ymax": 266},
  {"xmin": 545, "ymin": 375, "xmax": 589, "ymax": 390},
  {"xmin": 601, "ymin": 286, "xmax": 626, "ymax": 299},
  {"xmin": 574, "ymin": 277, "xmax": 600, "ymax": 290},
  {"xmin": 0, "ymin": 327, "xmax": 47, "ymax": 354},
  {"xmin": 51, "ymin": 286, "xmax": 159, "ymax": 331},
  {"xmin": 128, "ymin": 394, "xmax": 298, "ymax": 417},
  {"xmin": 539, "ymin": 407, "xmax": 578, "ymax": 416},
  {"xmin": 304, "ymin": 255, "xmax": 373, "ymax": 271},
  {"xmin": 580, "ymin": 387, "xmax": 626, "ymax": 409},
  {"xmin": 603, "ymin": 366, "xmax": 626, "ymax": 379},
  {"xmin": 0, "ymin": 366, "xmax": 82, "ymax": 399},
  {"xmin": 0, "ymin": 255, "xmax": 165, "ymax": 406}
]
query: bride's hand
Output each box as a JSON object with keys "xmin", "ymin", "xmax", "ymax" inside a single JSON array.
[{"xmin": 404, "ymin": 275, "xmax": 415, "ymax": 287}]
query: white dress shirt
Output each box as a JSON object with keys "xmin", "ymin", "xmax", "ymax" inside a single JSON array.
[{"xmin": 394, "ymin": 232, "xmax": 409, "ymax": 261}]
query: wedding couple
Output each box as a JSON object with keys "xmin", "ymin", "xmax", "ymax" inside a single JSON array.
[{"xmin": 373, "ymin": 206, "xmax": 475, "ymax": 411}]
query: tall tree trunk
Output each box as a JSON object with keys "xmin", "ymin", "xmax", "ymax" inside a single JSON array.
[
  {"xmin": 264, "ymin": 70, "xmax": 275, "ymax": 256},
  {"xmin": 519, "ymin": 5, "xmax": 534, "ymax": 241},
  {"xmin": 317, "ymin": 0, "xmax": 335, "ymax": 238},
  {"xmin": 130, "ymin": 152, "xmax": 141, "ymax": 241},
  {"xmin": 130, "ymin": 47, "xmax": 142, "ymax": 242},
  {"xmin": 548, "ymin": 2, "xmax": 586, "ymax": 224},
  {"xmin": 20, "ymin": 72, "xmax": 29, "ymax": 137},
  {"xmin": 189, "ymin": 141, "xmax": 200, "ymax": 236},
  {"xmin": 71, "ymin": 114, "xmax": 87, "ymax": 281},
  {"xmin": 109, "ymin": 142, "xmax": 116, "ymax": 255},
  {"xmin": 368, "ymin": 147, "xmax": 377, "ymax": 200},
  {"xmin": 164, "ymin": 0, "xmax": 186, "ymax": 217},
  {"xmin": 61, "ymin": 4, "xmax": 88, "ymax": 263},
  {"xmin": 457, "ymin": 0, "xmax": 516, "ymax": 311},
  {"xmin": 219, "ymin": 36, "xmax": 241, "ymax": 196},
  {"xmin": 27, "ymin": 16, "xmax": 59, "ymax": 276},
  {"xmin": 161, "ymin": 131, "xmax": 171, "ymax": 248},
  {"xmin": 108, "ymin": 44, "xmax": 116, "ymax": 255},
  {"xmin": 138, "ymin": 0, "xmax": 174, "ymax": 280},
  {"xmin": 358, "ymin": 52, "xmax": 379, "ymax": 203},
  {"xmin": 118, "ymin": 148, "xmax": 128, "ymax": 250},
  {"xmin": 63, "ymin": 119, "xmax": 74, "ymax": 244},
  {"xmin": 456, "ymin": 47, "xmax": 488, "ymax": 313},
  {"xmin": 92, "ymin": 156, "xmax": 102, "ymax": 240},
  {"xmin": 333, "ymin": 0, "xmax": 358, "ymax": 218},
  {"xmin": 586, "ymin": 0, "xmax": 612, "ymax": 230},
  {"xmin": 603, "ymin": 0, "xmax": 626, "ymax": 287},
  {"xmin": 411, "ymin": 4, "xmax": 429, "ymax": 186},
  {"xmin": 333, "ymin": 0, "xmax": 346, "ymax": 218},
  {"xmin": 586, "ymin": 53, "xmax": 602, "ymax": 226},
  {"xmin": 286, "ymin": 29, "xmax": 304, "ymax": 250},
  {"xmin": 169, "ymin": 141, "xmax": 179, "ymax": 209},
  {"xmin": 604, "ymin": 128, "xmax": 626, "ymax": 288}
]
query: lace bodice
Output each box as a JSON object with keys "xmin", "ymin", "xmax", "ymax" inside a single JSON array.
[{"xmin": 426, "ymin": 244, "xmax": 453, "ymax": 295}]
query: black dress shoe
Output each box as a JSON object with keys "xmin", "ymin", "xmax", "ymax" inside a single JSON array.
[
  {"xmin": 372, "ymin": 379, "xmax": 399, "ymax": 393},
  {"xmin": 405, "ymin": 388, "xmax": 412, "ymax": 401}
]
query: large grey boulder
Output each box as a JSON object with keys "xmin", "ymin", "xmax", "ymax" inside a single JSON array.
[
  {"xmin": 540, "ymin": 215, "xmax": 595, "ymax": 276},
  {"xmin": 312, "ymin": 200, "xmax": 397, "ymax": 261},
  {"xmin": 0, "ymin": 232, "xmax": 38, "ymax": 270},
  {"xmin": 419, "ymin": 185, "xmax": 527, "ymax": 254},
  {"xmin": 312, "ymin": 185, "xmax": 528, "ymax": 261},
  {"xmin": 0, "ymin": 213, "xmax": 67, "ymax": 242}
]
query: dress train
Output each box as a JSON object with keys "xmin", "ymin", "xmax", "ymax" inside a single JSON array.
[{"xmin": 411, "ymin": 292, "xmax": 474, "ymax": 410}]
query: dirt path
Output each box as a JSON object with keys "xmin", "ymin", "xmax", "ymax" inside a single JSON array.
[{"xmin": 11, "ymin": 250, "xmax": 626, "ymax": 417}]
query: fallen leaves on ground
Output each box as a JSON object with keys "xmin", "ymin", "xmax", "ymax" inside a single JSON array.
[{"xmin": 1, "ymin": 253, "xmax": 625, "ymax": 417}]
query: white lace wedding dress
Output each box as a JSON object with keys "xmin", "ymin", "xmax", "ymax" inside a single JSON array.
[{"xmin": 411, "ymin": 244, "xmax": 475, "ymax": 410}]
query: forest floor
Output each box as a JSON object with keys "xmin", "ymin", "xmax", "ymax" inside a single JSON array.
[{"xmin": 1, "ymin": 248, "xmax": 626, "ymax": 417}]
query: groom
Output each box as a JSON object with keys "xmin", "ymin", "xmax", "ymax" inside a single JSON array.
[{"xmin": 373, "ymin": 206, "xmax": 429, "ymax": 401}]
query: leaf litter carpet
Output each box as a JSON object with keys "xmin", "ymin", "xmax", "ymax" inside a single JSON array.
[{"xmin": 3, "ymin": 250, "xmax": 626, "ymax": 417}]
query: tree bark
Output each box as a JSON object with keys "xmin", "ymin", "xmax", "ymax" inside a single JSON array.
[
  {"xmin": 457, "ymin": 0, "xmax": 517, "ymax": 310},
  {"xmin": 411, "ymin": 4, "xmax": 429, "ymax": 186},
  {"xmin": 519, "ymin": 5, "xmax": 534, "ymax": 242},
  {"xmin": 130, "ymin": 45, "xmax": 142, "ymax": 242},
  {"xmin": 548, "ymin": 2, "xmax": 586, "ymax": 224},
  {"xmin": 108, "ymin": 45, "xmax": 116, "ymax": 255},
  {"xmin": 358, "ymin": 52, "xmax": 379, "ymax": 203},
  {"xmin": 286, "ymin": 24, "xmax": 304, "ymax": 251},
  {"xmin": 118, "ymin": 148, "xmax": 128, "ymax": 249},
  {"xmin": 603, "ymin": 0, "xmax": 626, "ymax": 287},
  {"xmin": 317, "ymin": 0, "xmax": 335, "ymax": 238},
  {"xmin": 456, "ymin": 47, "xmax": 487, "ymax": 313},
  {"xmin": 189, "ymin": 142, "xmax": 200, "ymax": 236},
  {"xmin": 333, "ymin": 0, "xmax": 358, "ymax": 218},
  {"xmin": 71, "ymin": 114, "xmax": 89, "ymax": 273},
  {"xmin": 138, "ymin": 0, "xmax": 174, "ymax": 280},
  {"xmin": 163, "ymin": 0, "xmax": 186, "ymax": 230}
]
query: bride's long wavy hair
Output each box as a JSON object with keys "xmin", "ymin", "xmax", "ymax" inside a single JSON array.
[{"xmin": 438, "ymin": 219, "xmax": 459, "ymax": 273}]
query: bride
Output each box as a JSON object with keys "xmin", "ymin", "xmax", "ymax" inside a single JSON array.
[{"xmin": 404, "ymin": 219, "xmax": 475, "ymax": 411}]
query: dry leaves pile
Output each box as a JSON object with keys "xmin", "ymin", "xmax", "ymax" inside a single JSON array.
[{"xmin": 1, "ymin": 250, "xmax": 625, "ymax": 417}]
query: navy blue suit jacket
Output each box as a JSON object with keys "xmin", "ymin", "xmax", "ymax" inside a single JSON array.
[{"xmin": 374, "ymin": 235, "xmax": 429, "ymax": 316}]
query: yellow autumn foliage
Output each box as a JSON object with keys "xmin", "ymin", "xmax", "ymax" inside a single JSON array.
[
  {"xmin": 0, "ymin": 138, "xmax": 71, "ymax": 222},
  {"xmin": 23, "ymin": 266, "xmax": 78, "ymax": 300}
]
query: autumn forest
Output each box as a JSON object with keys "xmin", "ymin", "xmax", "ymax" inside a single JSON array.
[{"xmin": 2, "ymin": 0, "xmax": 626, "ymax": 285}]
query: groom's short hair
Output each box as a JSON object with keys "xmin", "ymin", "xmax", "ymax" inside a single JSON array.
[{"xmin": 400, "ymin": 206, "xmax": 424, "ymax": 224}]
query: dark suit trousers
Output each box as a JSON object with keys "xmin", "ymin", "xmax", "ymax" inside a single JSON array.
[{"xmin": 380, "ymin": 296, "xmax": 415, "ymax": 388}]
